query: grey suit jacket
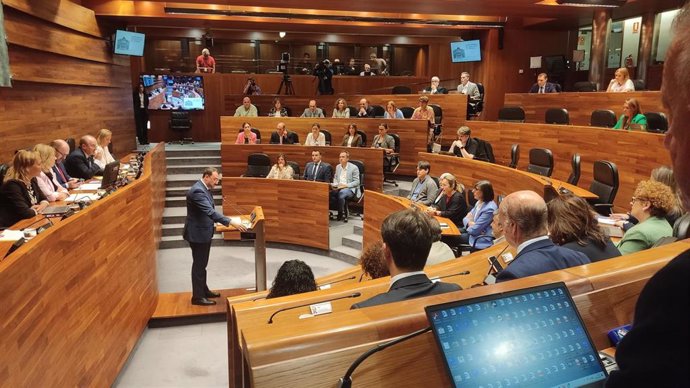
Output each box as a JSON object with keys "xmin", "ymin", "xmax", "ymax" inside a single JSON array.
[
  {"xmin": 332, "ymin": 162, "xmax": 361, "ymax": 198},
  {"xmin": 457, "ymin": 81, "xmax": 481, "ymax": 101},
  {"xmin": 407, "ymin": 176, "xmax": 438, "ymax": 205},
  {"xmin": 300, "ymin": 108, "xmax": 325, "ymax": 118}
]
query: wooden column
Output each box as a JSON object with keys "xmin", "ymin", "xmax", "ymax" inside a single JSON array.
[
  {"xmin": 637, "ymin": 12, "xmax": 655, "ymax": 84},
  {"xmin": 588, "ymin": 9, "xmax": 611, "ymax": 90}
]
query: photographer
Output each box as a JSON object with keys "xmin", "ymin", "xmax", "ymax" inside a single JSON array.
[
  {"xmin": 314, "ymin": 59, "xmax": 334, "ymax": 95},
  {"xmin": 243, "ymin": 78, "xmax": 262, "ymax": 96}
]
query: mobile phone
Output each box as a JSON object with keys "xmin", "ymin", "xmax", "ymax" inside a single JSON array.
[{"xmin": 487, "ymin": 256, "xmax": 504, "ymax": 274}]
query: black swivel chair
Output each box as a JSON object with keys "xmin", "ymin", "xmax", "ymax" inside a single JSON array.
[
  {"xmin": 498, "ymin": 106, "xmax": 525, "ymax": 123},
  {"xmin": 288, "ymin": 131, "xmax": 299, "ymax": 144},
  {"xmin": 65, "ymin": 138, "xmax": 76, "ymax": 153},
  {"xmin": 633, "ymin": 79, "xmax": 646, "ymax": 91},
  {"xmin": 508, "ymin": 144, "xmax": 520, "ymax": 169},
  {"xmin": 371, "ymin": 105, "xmax": 386, "ymax": 118},
  {"xmin": 391, "ymin": 85, "xmax": 412, "ymax": 94},
  {"xmin": 383, "ymin": 133, "xmax": 401, "ymax": 186},
  {"xmin": 430, "ymin": 104, "xmax": 443, "ymax": 141},
  {"xmin": 590, "ymin": 110, "xmax": 617, "ymax": 128},
  {"xmin": 527, "ymin": 148, "xmax": 554, "ymax": 177},
  {"xmin": 243, "ymin": 153, "xmax": 272, "ymax": 177},
  {"xmin": 588, "ymin": 160, "xmax": 619, "ymax": 216},
  {"xmin": 287, "ymin": 161, "xmax": 301, "ymax": 179},
  {"xmin": 321, "ymin": 129, "xmax": 332, "ymax": 145},
  {"xmin": 567, "ymin": 153, "xmax": 581, "ymax": 185},
  {"xmin": 573, "ymin": 81, "xmax": 597, "ymax": 92},
  {"xmin": 348, "ymin": 106, "xmax": 359, "ymax": 117},
  {"xmin": 356, "ymin": 130, "xmax": 367, "ymax": 147},
  {"xmin": 467, "ymin": 83, "xmax": 485, "ymax": 120},
  {"xmin": 345, "ymin": 160, "xmax": 366, "ymax": 222},
  {"xmin": 673, "ymin": 213, "xmax": 690, "ymax": 240},
  {"xmin": 169, "ymin": 111, "xmax": 193, "ymax": 144},
  {"xmin": 644, "ymin": 112, "xmax": 669, "ymax": 133},
  {"xmin": 0, "ymin": 163, "xmax": 8, "ymax": 184},
  {"xmin": 545, "ymin": 108, "xmax": 570, "ymax": 125},
  {"xmin": 473, "ymin": 138, "xmax": 495, "ymax": 164},
  {"xmin": 399, "ymin": 107, "xmax": 415, "ymax": 119}
]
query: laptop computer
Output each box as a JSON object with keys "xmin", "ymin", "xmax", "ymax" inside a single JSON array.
[{"xmin": 425, "ymin": 282, "xmax": 608, "ymax": 388}]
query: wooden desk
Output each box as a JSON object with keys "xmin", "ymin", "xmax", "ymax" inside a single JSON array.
[
  {"xmin": 221, "ymin": 178, "xmax": 330, "ymax": 250},
  {"xmin": 503, "ymin": 91, "xmax": 666, "ymax": 126},
  {"xmin": 219, "ymin": 143, "xmax": 384, "ymax": 191},
  {"xmin": 220, "ymin": 116, "xmax": 428, "ymax": 176},
  {"xmin": 468, "ymin": 121, "xmax": 669, "ymax": 210},
  {"xmin": 0, "ymin": 143, "xmax": 165, "ymax": 387}
]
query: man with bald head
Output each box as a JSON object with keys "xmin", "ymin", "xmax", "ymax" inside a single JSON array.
[
  {"xmin": 494, "ymin": 190, "xmax": 589, "ymax": 282},
  {"xmin": 50, "ymin": 139, "xmax": 81, "ymax": 189},
  {"xmin": 606, "ymin": 5, "xmax": 689, "ymax": 386},
  {"xmin": 269, "ymin": 122, "xmax": 293, "ymax": 144},
  {"xmin": 64, "ymin": 135, "xmax": 103, "ymax": 179}
]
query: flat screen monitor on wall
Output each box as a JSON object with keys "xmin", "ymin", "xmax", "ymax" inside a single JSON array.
[
  {"xmin": 450, "ymin": 40, "xmax": 482, "ymax": 63},
  {"xmin": 113, "ymin": 30, "xmax": 145, "ymax": 56},
  {"xmin": 140, "ymin": 75, "xmax": 206, "ymax": 110}
]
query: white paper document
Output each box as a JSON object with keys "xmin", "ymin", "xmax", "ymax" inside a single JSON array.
[
  {"xmin": 0, "ymin": 230, "xmax": 24, "ymax": 242},
  {"xmin": 74, "ymin": 183, "xmax": 102, "ymax": 191},
  {"xmin": 65, "ymin": 194, "xmax": 100, "ymax": 202}
]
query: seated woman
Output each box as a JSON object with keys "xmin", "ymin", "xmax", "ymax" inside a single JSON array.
[
  {"xmin": 616, "ymin": 180, "xmax": 675, "ymax": 255},
  {"xmin": 34, "ymin": 144, "xmax": 69, "ymax": 202},
  {"xmin": 460, "ymin": 180, "xmax": 497, "ymax": 250},
  {"xmin": 359, "ymin": 240, "xmax": 389, "ymax": 280},
  {"xmin": 411, "ymin": 95, "xmax": 436, "ymax": 144},
  {"xmin": 304, "ymin": 123, "xmax": 326, "ymax": 146},
  {"xmin": 606, "ymin": 67, "xmax": 635, "ymax": 92},
  {"xmin": 547, "ymin": 194, "xmax": 621, "ymax": 262},
  {"xmin": 613, "ymin": 98, "xmax": 647, "ymax": 130},
  {"xmin": 94, "ymin": 128, "xmax": 116, "ymax": 169},
  {"xmin": 266, "ymin": 260, "xmax": 317, "ymax": 299},
  {"xmin": 268, "ymin": 97, "xmax": 288, "ymax": 117},
  {"xmin": 447, "ymin": 126, "xmax": 479, "ymax": 159},
  {"xmin": 266, "ymin": 153, "xmax": 294, "ymax": 180},
  {"xmin": 383, "ymin": 100, "xmax": 404, "ymax": 119},
  {"xmin": 235, "ymin": 122, "xmax": 258, "ymax": 144},
  {"xmin": 341, "ymin": 123, "xmax": 362, "ymax": 147},
  {"xmin": 427, "ymin": 173, "xmax": 467, "ymax": 228},
  {"xmin": 0, "ymin": 150, "xmax": 49, "ymax": 228},
  {"xmin": 332, "ymin": 98, "xmax": 350, "ymax": 118}
]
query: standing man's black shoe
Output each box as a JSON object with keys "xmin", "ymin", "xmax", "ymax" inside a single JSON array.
[
  {"xmin": 205, "ymin": 290, "xmax": 221, "ymax": 298},
  {"xmin": 191, "ymin": 297, "xmax": 216, "ymax": 306}
]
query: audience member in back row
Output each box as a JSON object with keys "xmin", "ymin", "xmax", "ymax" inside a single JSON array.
[
  {"xmin": 304, "ymin": 123, "xmax": 326, "ymax": 146},
  {"xmin": 461, "ymin": 180, "xmax": 497, "ymax": 250},
  {"xmin": 266, "ymin": 154, "xmax": 294, "ymax": 180},
  {"xmin": 613, "ymin": 98, "xmax": 647, "ymax": 130},
  {"xmin": 616, "ymin": 180, "xmax": 675, "ymax": 255},
  {"xmin": 341, "ymin": 123, "xmax": 362, "ymax": 147},
  {"xmin": 33, "ymin": 144, "xmax": 68, "ymax": 202},
  {"xmin": 300, "ymin": 100, "xmax": 325, "ymax": 118},
  {"xmin": 447, "ymin": 126, "xmax": 479, "ymax": 159},
  {"xmin": 329, "ymin": 151, "xmax": 360, "ymax": 221},
  {"xmin": 235, "ymin": 122, "xmax": 257, "ymax": 144},
  {"xmin": 0, "ymin": 150, "xmax": 49, "ymax": 228},
  {"xmin": 50, "ymin": 139, "xmax": 80, "ymax": 189},
  {"xmin": 332, "ymin": 98, "xmax": 350, "ymax": 118},
  {"xmin": 303, "ymin": 150, "xmax": 332, "ymax": 183},
  {"xmin": 457, "ymin": 72, "xmax": 481, "ymax": 101},
  {"xmin": 269, "ymin": 122, "xmax": 293, "ymax": 145},
  {"xmin": 351, "ymin": 208, "xmax": 461, "ymax": 309},
  {"xmin": 268, "ymin": 97, "xmax": 288, "ymax": 117},
  {"xmin": 407, "ymin": 160, "xmax": 438, "ymax": 206},
  {"xmin": 494, "ymin": 190, "xmax": 590, "ymax": 282},
  {"xmin": 426, "ymin": 216, "xmax": 456, "ymax": 265},
  {"xmin": 383, "ymin": 100, "xmax": 404, "ymax": 119},
  {"xmin": 359, "ymin": 240, "xmax": 389, "ymax": 280},
  {"xmin": 233, "ymin": 97, "xmax": 258, "ymax": 117},
  {"xmin": 427, "ymin": 173, "xmax": 467, "ymax": 228},
  {"xmin": 65, "ymin": 135, "xmax": 103, "ymax": 180},
  {"xmin": 423, "ymin": 76, "xmax": 448, "ymax": 95},
  {"xmin": 546, "ymin": 194, "xmax": 621, "ymax": 262},
  {"xmin": 94, "ymin": 128, "xmax": 116, "ymax": 169},
  {"xmin": 266, "ymin": 260, "xmax": 317, "ymax": 299},
  {"xmin": 606, "ymin": 67, "xmax": 635, "ymax": 92},
  {"xmin": 528, "ymin": 73, "xmax": 559, "ymax": 94}
]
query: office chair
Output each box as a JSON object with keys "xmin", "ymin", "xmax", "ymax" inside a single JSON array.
[
  {"xmin": 243, "ymin": 153, "xmax": 272, "ymax": 177},
  {"xmin": 590, "ymin": 110, "xmax": 617, "ymax": 128},
  {"xmin": 567, "ymin": 153, "xmax": 581, "ymax": 185},
  {"xmin": 498, "ymin": 106, "xmax": 525, "ymax": 123},
  {"xmin": 545, "ymin": 108, "xmax": 569, "ymax": 125},
  {"xmin": 588, "ymin": 160, "xmax": 619, "ymax": 216},
  {"xmin": 527, "ymin": 148, "xmax": 554, "ymax": 177},
  {"xmin": 169, "ymin": 111, "xmax": 193, "ymax": 144}
]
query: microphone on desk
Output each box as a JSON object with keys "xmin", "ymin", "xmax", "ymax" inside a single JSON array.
[
  {"xmin": 267, "ymin": 292, "xmax": 362, "ymax": 324},
  {"xmin": 337, "ymin": 326, "xmax": 432, "ymax": 388},
  {"xmin": 318, "ymin": 276, "xmax": 357, "ymax": 289},
  {"xmin": 20, "ymin": 215, "xmax": 53, "ymax": 232},
  {"xmin": 431, "ymin": 270, "xmax": 470, "ymax": 282}
]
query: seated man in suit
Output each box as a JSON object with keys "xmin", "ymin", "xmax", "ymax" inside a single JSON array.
[
  {"xmin": 50, "ymin": 139, "xmax": 81, "ymax": 189},
  {"xmin": 303, "ymin": 150, "xmax": 332, "ymax": 183},
  {"xmin": 64, "ymin": 135, "xmax": 103, "ymax": 180},
  {"xmin": 300, "ymin": 99, "xmax": 325, "ymax": 118},
  {"xmin": 457, "ymin": 72, "xmax": 481, "ymax": 101},
  {"xmin": 529, "ymin": 73, "xmax": 559, "ymax": 94},
  {"xmin": 329, "ymin": 151, "xmax": 360, "ymax": 221},
  {"xmin": 407, "ymin": 160, "xmax": 438, "ymax": 206},
  {"xmin": 495, "ymin": 190, "xmax": 590, "ymax": 282},
  {"xmin": 423, "ymin": 76, "xmax": 448, "ymax": 94},
  {"xmin": 356, "ymin": 98, "xmax": 375, "ymax": 118},
  {"xmin": 269, "ymin": 122, "xmax": 294, "ymax": 145},
  {"xmin": 352, "ymin": 209, "xmax": 461, "ymax": 309}
]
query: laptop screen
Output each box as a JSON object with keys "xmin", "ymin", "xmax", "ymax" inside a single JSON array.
[{"xmin": 425, "ymin": 282, "xmax": 607, "ymax": 388}]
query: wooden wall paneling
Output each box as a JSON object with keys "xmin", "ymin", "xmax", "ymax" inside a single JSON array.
[
  {"xmin": 0, "ymin": 143, "xmax": 164, "ymax": 386},
  {"xmin": 503, "ymin": 91, "xmax": 666, "ymax": 126},
  {"xmin": 221, "ymin": 178, "xmax": 330, "ymax": 250},
  {"xmin": 362, "ymin": 190, "xmax": 409, "ymax": 251},
  {"xmin": 220, "ymin": 116, "xmax": 425, "ymax": 177},
  {"xmin": 468, "ymin": 121, "xmax": 670, "ymax": 210},
  {"xmin": 3, "ymin": 0, "xmax": 103, "ymax": 37}
]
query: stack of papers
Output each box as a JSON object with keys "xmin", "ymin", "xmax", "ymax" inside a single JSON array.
[
  {"xmin": 74, "ymin": 183, "xmax": 101, "ymax": 191},
  {"xmin": 65, "ymin": 193, "xmax": 100, "ymax": 202},
  {"xmin": 0, "ymin": 230, "xmax": 24, "ymax": 242}
]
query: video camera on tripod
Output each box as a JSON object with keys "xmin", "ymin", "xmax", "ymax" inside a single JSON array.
[{"xmin": 276, "ymin": 52, "xmax": 294, "ymax": 95}]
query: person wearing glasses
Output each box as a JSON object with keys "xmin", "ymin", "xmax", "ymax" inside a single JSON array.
[
  {"xmin": 50, "ymin": 139, "xmax": 81, "ymax": 189},
  {"xmin": 460, "ymin": 180, "xmax": 498, "ymax": 250},
  {"xmin": 616, "ymin": 180, "xmax": 675, "ymax": 255}
]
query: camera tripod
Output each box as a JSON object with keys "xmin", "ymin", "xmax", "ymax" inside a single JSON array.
[{"xmin": 277, "ymin": 74, "xmax": 294, "ymax": 95}]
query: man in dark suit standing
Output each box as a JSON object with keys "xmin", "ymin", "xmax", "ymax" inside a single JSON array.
[
  {"xmin": 495, "ymin": 190, "xmax": 589, "ymax": 282},
  {"xmin": 183, "ymin": 167, "xmax": 246, "ymax": 306},
  {"xmin": 64, "ymin": 135, "xmax": 103, "ymax": 180},
  {"xmin": 528, "ymin": 73, "xmax": 559, "ymax": 93},
  {"xmin": 303, "ymin": 150, "xmax": 332, "ymax": 183},
  {"xmin": 133, "ymin": 84, "xmax": 149, "ymax": 145},
  {"xmin": 606, "ymin": 6, "xmax": 689, "ymax": 386},
  {"xmin": 351, "ymin": 209, "xmax": 461, "ymax": 309},
  {"xmin": 269, "ymin": 122, "xmax": 294, "ymax": 145}
]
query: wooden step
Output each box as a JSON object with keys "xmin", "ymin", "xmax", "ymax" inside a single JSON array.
[{"xmin": 149, "ymin": 288, "xmax": 254, "ymax": 326}]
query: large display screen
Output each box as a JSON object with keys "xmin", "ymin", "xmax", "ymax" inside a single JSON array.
[
  {"xmin": 140, "ymin": 74, "xmax": 205, "ymax": 110},
  {"xmin": 113, "ymin": 30, "xmax": 145, "ymax": 57},
  {"xmin": 450, "ymin": 40, "xmax": 482, "ymax": 63}
]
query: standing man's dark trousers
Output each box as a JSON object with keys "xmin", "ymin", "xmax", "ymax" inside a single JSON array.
[
  {"xmin": 134, "ymin": 108, "xmax": 149, "ymax": 145},
  {"xmin": 189, "ymin": 241, "xmax": 213, "ymax": 299}
]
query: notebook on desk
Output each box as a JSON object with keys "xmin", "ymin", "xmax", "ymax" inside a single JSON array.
[
  {"xmin": 425, "ymin": 282, "xmax": 608, "ymax": 388},
  {"xmin": 40, "ymin": 206, "xmax": 72, "ymax": 216}
]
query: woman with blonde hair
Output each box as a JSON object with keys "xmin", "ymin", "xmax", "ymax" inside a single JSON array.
[
  {"xmin": 0, "ymin": 150, "xmax": 49, "ymax": 227},
  {"xmin": 94, "ymin": 128, "xmax": 116, "ymax": 169},
  {"xmin": 332, "ymin": 98, "xmax": 350, "ymax": 118},
  {"xmin": 607, "ymin": 67, "xmax": 635, "ymax": 92},
  {"xmin": 33, "ymin": 144, "xmax": 69, "ymax": 202}
]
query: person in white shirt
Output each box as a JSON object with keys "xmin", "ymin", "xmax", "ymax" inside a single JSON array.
[
  {"xmin": 607, "ymin": 67, "xmax": 636, "ymax": 92},
  {"xmin": 94, "ymin": 128, "xmax": 116, "ymax": 169},
  {"xmin": 33, "ymin": 144, "xmax": 69, "ymax": 202},
  {"xmin": 304, "ymin": 123, "xmax": 327, "ymax": 146}
]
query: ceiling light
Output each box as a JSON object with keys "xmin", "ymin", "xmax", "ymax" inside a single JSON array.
[
  {"xmin": 279, "ymin": 31, "xmax": 286, "ymax": 38},
  {"xmin": 556, "ymin": 0, "xmax": 626, "ymax": 7}
]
